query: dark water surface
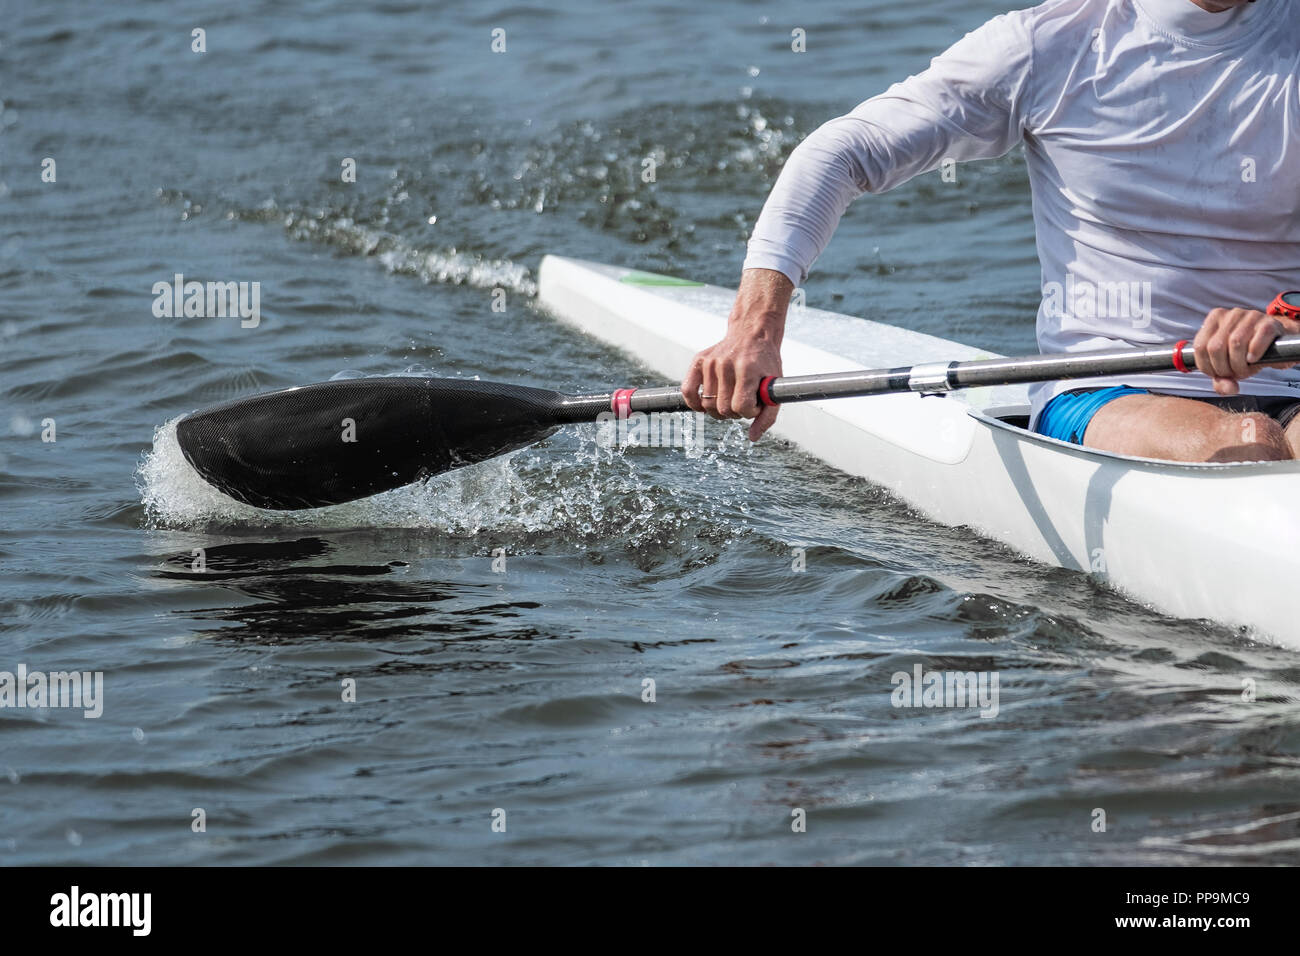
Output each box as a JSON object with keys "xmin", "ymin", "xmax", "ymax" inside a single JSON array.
[{"xmin": 2, "ymin": 0, "xmax": 1298, "ymax": 865}]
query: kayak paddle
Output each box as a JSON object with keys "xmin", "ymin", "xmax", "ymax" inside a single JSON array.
[{"xmin": 176, "ymin": 335, "xmax": 1300, "ymax": 510}]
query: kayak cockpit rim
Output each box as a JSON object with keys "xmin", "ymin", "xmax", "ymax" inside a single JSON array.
[{"xmin": 969, "ymin": 405, "xmax": 1300, "ymax": 474}]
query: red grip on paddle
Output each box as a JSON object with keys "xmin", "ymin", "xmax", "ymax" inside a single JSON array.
[
  {"xmin": 1172, "ymin": 340, "xmax": 1191, "ymax": 373},
  {"xmin": 757, "ymin": 376, "xmax": 778, "ymax": 407},
  {"xmin": 612, "ymin": 388, "xmax": 636, "ymax": 418}
]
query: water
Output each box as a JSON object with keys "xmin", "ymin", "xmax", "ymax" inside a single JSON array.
[{"xmin": 2, "ymin": 0, "xmax": 1298, "ymax": 865}]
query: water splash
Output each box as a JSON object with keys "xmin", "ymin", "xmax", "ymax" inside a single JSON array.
[
  {"xmin": 135, "ymin": 412, "xmax": 756, "ymax": 546},
  {"xmin": 156, "ymin": 96, "xmax": 813, "ymax": 289},
  {"xmin": 158, "ymin": 190, "xmax": 537, "ymax": 297},
  {"xmin": 263, "ymin": 200, "xmax": 538, "ymax": 296}
]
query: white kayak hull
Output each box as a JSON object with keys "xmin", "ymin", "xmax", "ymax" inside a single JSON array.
[{"xmin": 537, "ymin": 255, "xmax": 1300, "ymax": 648}]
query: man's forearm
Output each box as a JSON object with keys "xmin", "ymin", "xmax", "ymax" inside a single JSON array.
[
  {"xmin": 742, "ymin": 131, "xmax": 862, "ymax": 288},
  {"xmin": 731, "ymin": 268, "xmax": 793, "ymax": 345}
]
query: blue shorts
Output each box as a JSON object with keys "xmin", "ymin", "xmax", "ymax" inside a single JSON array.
[
  {"xmin": 1036, "ymin": 387, "xmax": 1300, "ymax": 446},
  {"xmin": 1035, "ymin": 387, "xmax": 1146, "ymax": 445}
]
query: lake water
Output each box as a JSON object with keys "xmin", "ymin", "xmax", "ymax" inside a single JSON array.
[{"xmin": 2, "ymin": 0, "xmax": 1298, "ymax": 865}]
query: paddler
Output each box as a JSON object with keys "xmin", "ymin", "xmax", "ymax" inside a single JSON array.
[{"xmin": 682, "ymin": 0, "xmax": 1300, "ymax": 462}]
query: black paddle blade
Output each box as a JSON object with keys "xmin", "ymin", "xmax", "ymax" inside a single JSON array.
[{"xmin": 175, "ymin": 377, "xmax": 567, "ymax": 510}]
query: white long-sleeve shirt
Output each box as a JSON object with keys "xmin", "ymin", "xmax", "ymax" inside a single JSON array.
[{"xmin": 744, "ymin": 0, "xmax": 1300, "ymax": 423}]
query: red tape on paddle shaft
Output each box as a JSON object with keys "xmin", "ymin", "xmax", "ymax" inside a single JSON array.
[
  {"xmin": 1172, "ymin": 340, "xmax": 1191, "ymax": 373},
  {"xmin": 758, "ymin": 376, "xmax": 778, "ymax": 407},
  {"xmin": 611, "ymin": 388, "xmax": 636, "ymax": 418}
]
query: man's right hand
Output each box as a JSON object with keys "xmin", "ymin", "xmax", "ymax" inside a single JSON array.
[{"xmin": 681, "ymin": 268, "xmax": 793, "ymax": 442}]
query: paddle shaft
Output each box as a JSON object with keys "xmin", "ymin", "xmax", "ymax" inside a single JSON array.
[
  {"xmin": 175, "ymin": 332, "xmax": 1300, "ymax": 510},
  {"xmin": 557, "ymin": 334, "xmax": 1300, "ymax": 420}
]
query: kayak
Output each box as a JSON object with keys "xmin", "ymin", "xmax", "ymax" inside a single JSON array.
[{"xmin": 537, "ymin": 254, "xmax": 1300, "ymax": 649}]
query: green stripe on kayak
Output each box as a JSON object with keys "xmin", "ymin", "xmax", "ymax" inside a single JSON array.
[{"xmin": 619, "ymin": 270, "xmax": 703, "ymax": 287}]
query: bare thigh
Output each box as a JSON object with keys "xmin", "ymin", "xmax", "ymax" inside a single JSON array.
[
  {"xmin": 1287, "ymin": 417, "xmax": 1300, "ymax": 459},
  {"xmin": 1083, "ymin": 393, "xmax": 1293, "ymax": 462}
]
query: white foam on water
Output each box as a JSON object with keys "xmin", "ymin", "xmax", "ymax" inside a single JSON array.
[
  {"xmin": 136, "ymin": 415, "xmax": 752, "ymax": 539},
  {"xmin": 158, "ymin": 189, "xmax": 539, "ymax": 297},
  {"xmin": 279, "ymin": 208, "xmax": 537, "ymax": 296}
]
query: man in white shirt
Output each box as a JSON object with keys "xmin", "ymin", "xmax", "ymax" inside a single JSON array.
[{"xmin": 681, "ymin": 0, "xmax": 1300, "ymax": 462}]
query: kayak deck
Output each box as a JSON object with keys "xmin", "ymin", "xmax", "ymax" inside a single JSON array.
[{"xmin": 537, "ymin": 255, "xmax": 1300, "ymax": 648}]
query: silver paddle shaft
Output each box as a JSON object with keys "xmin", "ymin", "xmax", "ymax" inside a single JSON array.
[{"xmin": 556, "ymin": 334, "xmax": 1300, "ymax": 419}]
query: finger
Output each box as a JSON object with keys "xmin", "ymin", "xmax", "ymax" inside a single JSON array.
[
  {"xmin": 1245, "ymin": 318, "xmax": 1282, "ymax": 367},
  {"xmin": 732, "ymin": 364, "xmax": 760, "ymax": 419},
  {"xmin": 715, "ymin": 362, "xmax": 738, "ymax": 418},
  {"xmin": 700, "ymin": 360, "xmax": 721, "ymax": 419},
  {"xmin": 1202, "ymin": 331, "xmax": 1234, "ymax": 381},
  {"xmin": 1193, "ymin": 309, "xmax": 1223, "ymax": 378},
  {"xmin": 1225, "ymin": 313, "xmax": 1255, "ymax": 381},
  {"xmin": 748, "ymin": 403, "xmax": 779, "ymax": 442},
  {"xmin": 681, "ymin": 360, "xmax": 705, "ymax": 412},
  {"xmin": 1214, "ymin": 375, "xmax": 1240, "ymax": 397}
]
